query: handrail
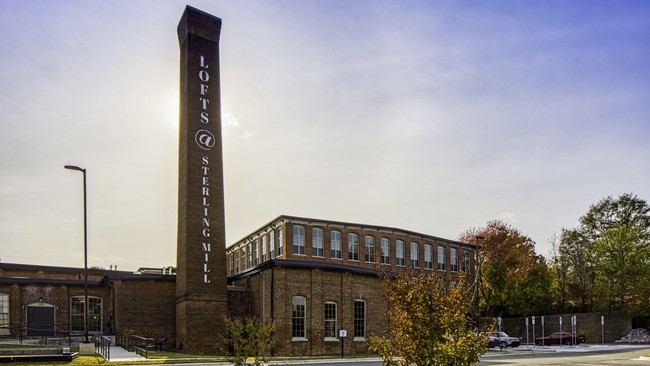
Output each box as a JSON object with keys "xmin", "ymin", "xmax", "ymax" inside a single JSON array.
[{"xmin": 92, "ymin": 335, "xmax": 111, "ymax": 360}]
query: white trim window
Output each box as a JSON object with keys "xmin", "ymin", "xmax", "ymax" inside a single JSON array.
[
  {"xmin": 292, "ymin": 296, "xmax": 307, "ymax": 341},
  {"xmin": 71, "ymin": 296, "xmax": 102, "ymax": 333},
  {"xmin": 253, "ymin": 240, "xmax": 259, "ymax": 266},
  {"xmin": 269, "ymin": 232, "xmax": 275, "ymax": 259},
  {"xmin": 364, "ymin": 235, "xmax": 375, "ymax": 263},
  {"xmin": 353, "ymin": 299, "xmax": 366, "ymax": 340},
  {"xmin": 277, "ymin": 229, "xmax": 284, "ymax": 256},
  {"xmin": 396, "ymin": 240, "xmax": 405, "ymax": 267},
  {"xmin": 424, "ymin": 244, "xmax": 433, "ymax": 269},
  {"xmin": 331, "ymin": 231, "xmax": 342, "ymax": 259},
  {"xmin": 323, "ymin": 301, "xmax": 337, "ymax": 341},
  {"xmin": 293, "ymin": 225, "xmax": 306, "ymax": 255},
  {"xmin": 410, "ymin": 242, "xmax": 419, "ymax": 268},
  {"xmin": 380, "ymin": 238, "xmax": 390, "ymax": 264},
  {"xmin": 261, "ymin": 236, "xmax": 267, "ymax": 262},
  {"xmin": 450, "ymin": 248, "xmax": 459, "ymax": 272},
  {"xmin": 247, "ymin": 243, "xmax": 253, "ymax": 268},
  {"xmin": 312, "ymin": 228, "xmax": 324, "ymax": 257},
  {"xmin": 348, "ymin": 233, "xmax": 359, "ymax": 261},
  {"xmin": 437, "ymin": 246, "xmax": 446, "ymax": 271},
  {"xmin": 0, "ymin": 293, "xmax": 8, "ymax": 335},
  {"xmin": 462, "ymin": 250, "xmax": 471, "ymax": 273}
]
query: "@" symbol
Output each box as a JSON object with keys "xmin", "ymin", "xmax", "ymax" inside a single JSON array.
[{"xmin": 195, "ymin": 129, "xmax": 216, "ymax": 150}]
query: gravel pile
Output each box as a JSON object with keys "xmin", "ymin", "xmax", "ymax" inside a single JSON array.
[{"xmin": 615, "ymin": 328, "xmax": 650, "ymax": 343}]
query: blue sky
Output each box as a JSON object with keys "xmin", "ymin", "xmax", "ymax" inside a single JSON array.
[{"xmin": 1, "ymin": 0, "xmax": 648, "ymax": 270}]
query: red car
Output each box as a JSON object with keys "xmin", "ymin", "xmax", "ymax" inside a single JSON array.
[{"xmin": 535, "ymin": 331, "xmax": 586, "ymax": 346}]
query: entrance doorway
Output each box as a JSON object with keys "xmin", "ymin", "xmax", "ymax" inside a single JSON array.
[{"xmin": 26, "ymin": 303, "xmax": 55, "ymax": 336}]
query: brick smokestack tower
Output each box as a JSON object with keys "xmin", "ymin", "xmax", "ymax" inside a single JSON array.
[{"xmin": 176, "ymin": 6, "xmax": 228, "ymax": 354}]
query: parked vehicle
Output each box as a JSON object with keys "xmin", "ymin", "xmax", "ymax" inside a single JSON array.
[
  {"xmin": 535, "ymin": 331, "xmax": 586, "ymax": 345},
  {"xmin": 488, "ymin": 331, "xmax": 521, "ymax": 348}
]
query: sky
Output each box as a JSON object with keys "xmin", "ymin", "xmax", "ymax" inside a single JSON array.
[{"xmin": 1, "ymin": 0, "xmax": 649, "ymax": 271}]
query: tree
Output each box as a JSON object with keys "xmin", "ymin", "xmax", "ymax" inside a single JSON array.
[
  {"xmin": 368, "ymin": 272, "xmax": 488, "ymax": 366},
  {"xmin": 558, "ymin": 228, "xmax": 595, "ymax": 312},
  {"xmin": 592, "ymin": 223, "xmax": 650, "ymax": 313},
  {"xmin": 548, "ymin": 233, "xmax": 569, "ymax": 313},
  {"xmin": 580, "ymin": 193, "xmax": 650, "ymax": 241},
  {"xmin": 555, "ymin": 193, "xmax": 650, "ymax": 315},
  {"xmin": 458, "ymin": 220, "xmax": 545, "ymax": 317},
  {"xmin": 221, "ymin": 316, "xmax": 275, "ymax": 366}
]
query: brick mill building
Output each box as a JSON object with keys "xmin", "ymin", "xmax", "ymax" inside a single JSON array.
[
  {"xmin": 0, "ymin": 215, "xmax": 476, "ymax": 356},
  {"xmin": 0, "ymin": 6, "xmax": 477, "ymax": 356}
]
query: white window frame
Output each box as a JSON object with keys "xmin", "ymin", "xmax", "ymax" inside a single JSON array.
[
  {"xmin": 450, "ymin": 248, "xmax": 459, "ymax": 272},
  {"xmin": 437, "ymin": 246, "xmax": 446, "ymax": 271},
  {"xmin": 312, "ymin": 228, "xmax": 324, "ymax": 257},
  {"xmin": 410, "ymin": 242, "xmax": 419, "ymax": 268},
  {"xmin": 291, "ymin": 296, "xmax": 307, "ymax": 341},
  {"xmin": 293, "ymin": 225, "xmax": 306, "ymax": 255},
  {"xmin": 396, "ymin": 240, "xmax": 405, "ymax": 267},
  {"xmin": 424, "ymin": 244, "xmax": 433, "ymax": 269},
  {"xmin": 323, "ymin": 301, "xmax": 338, "ymax": 341},
  {"xmin": 380, "ymin": 238, "xmax": 390, "ymax": 264},
  {"xmin": 331, "ymin": 231, "xmax": 342, "ymax": 259},
  {"xmin": 353, "ymin": 299, "xmax": 366, "ymax": 340},
  {"xmin": 269, "ymin": 232, "xmax": 275, "ymax": 259},
  {"xmin": 364, "ymin": 235, "xmax": 375, "ymax": 263},
  {"xmin": 0, "ymin": 293, "xmax": 8, "ymax": 335},
  {"xmin": 348, "ymin": 233, "xmax": 359, "ymax": 261},
  {"xmin": 71, "ymin": 295, "xmax": 102, "ymax": 334}
]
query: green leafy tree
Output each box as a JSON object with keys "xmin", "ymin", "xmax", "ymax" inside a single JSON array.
[
  {"xmin": 222, "ymin": 316, "xmax": 275, "ymax": 366},
  {"xmin": 592, "ymin": 223, "xmax": 650, "ymax": 312},
  {"xmin": 556, "ymin": 193, "xmax": 650, "ymax": 314},
  {"xmin": 368, "ymin": 272, "xmax": 488, "ymax": 366},
  {"xmin": 558, "ymin": 228, "xmax": 595, "ymax": 312}
]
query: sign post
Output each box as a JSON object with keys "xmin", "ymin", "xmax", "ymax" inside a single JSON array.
[
  {"xmin": 541, "ymin": 316, "xmax": 545, "ymax": 347},
  {"xmin": 559, "ymin": 316, "xmax": 563, "ymax": 348},
  {"xmin": 339, "ymin": 330, "xmax": 347, "ymax": 358},
  {"xmin": 532, "ymin": 316, "xmax": 536, "ymax": 349},
  {"xmin": 601, "ymin": 316, "xmax": 605, "ymax": 346}
]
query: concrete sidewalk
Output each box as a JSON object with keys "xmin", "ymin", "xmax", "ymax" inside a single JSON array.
[{"xmin": 106, "ymin": 346, "xmax": 147, "ymax": 362}]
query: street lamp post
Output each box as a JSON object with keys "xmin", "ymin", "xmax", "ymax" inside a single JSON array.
[
  {"xmin": 475, "ymin": 235, "xmax": 484, "ymax": 334},
  {"xmin": 64, "ymin": 165, "xmax": 89, "ymax": 343}
]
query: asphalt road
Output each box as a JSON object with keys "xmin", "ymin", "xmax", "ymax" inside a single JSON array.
[{"xmin": 478, "ymin": 346, "xmax": 650, "ymax": 365}]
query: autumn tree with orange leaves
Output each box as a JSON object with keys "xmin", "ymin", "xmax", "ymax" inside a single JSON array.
[{"xmin": 458, "ymin": 220, "xmax": 554, "ymax": 317}]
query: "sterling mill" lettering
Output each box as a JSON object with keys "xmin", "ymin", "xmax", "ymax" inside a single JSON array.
[{"xmin": 199, "ymin": 55, "xmax": 211, "ymax": 284}]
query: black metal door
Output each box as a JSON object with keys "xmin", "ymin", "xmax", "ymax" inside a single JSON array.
[{"xmin": 27, "ymin": 306, "xmax": 55, "ymax": 336}]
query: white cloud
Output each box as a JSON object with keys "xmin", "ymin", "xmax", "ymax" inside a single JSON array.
[{"xmin": 222, "ymin": 113, "xmax": 240, "ymax": 127}]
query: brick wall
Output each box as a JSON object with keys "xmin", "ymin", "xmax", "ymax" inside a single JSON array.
[
  {"xmin": 232, "ymin": 266, "xmax": 389, "ymax": 356},
  {"xmin": 113, "ymin": 279, "xmax": 176, "ymax": 342}
]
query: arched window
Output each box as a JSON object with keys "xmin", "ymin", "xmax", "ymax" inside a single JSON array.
[
  {"xmin": 364, "ymin": 236, "xmax": 375, "ymax": 262},
  {"xmin": 291, "ymin": 296, "xmax": 307, "ymax": 340},
  {"xmin": 323, "ymin": 301, "xmax": 337, "ymax": 340},
  {"xmin": 331, "ymin": 231, "xmax": 342, "ymax": 259},
  {"xmin": 348, "ymin": 233, "xmax": 359, "ymax": 261},
  {"xmin": 410, "ymin": 242, "xmax": 419, "ymax": 268},
  {"xmin": 293, "ymin": 225, "xmax": 305, "ymax": 255},
  {"xmin": 424, "ymin": 244, "xmax": 433, "ymax": 269},
  {"xmin": 380, "ymin": 238, "xmax": 390, "ymax": 264},
  {"xmin": 354, "ymin": 299, "xmax": 366, "ymax": 340},
  {"xmin": 450, "ymin": 248, "xmax": 459, "ymax": 272},
  {"xmin": 71, "ymin": 296, "xmax": 102, "ymax": 333},
  {"xmin": 437, "ymin": 246, "xmax": 446, "ymax": 271},
  {"xmin": 312, "ymin": 228, "xmax": 324, "ymax": 257},
  {"xmin": 396, "ymin": 240, "xmax": 405, "ymax": 267}
]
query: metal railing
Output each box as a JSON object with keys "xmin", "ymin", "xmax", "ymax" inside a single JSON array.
[{"xmin": 92, "ymin": 335, "xmax": 111, "ymax": 360}]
